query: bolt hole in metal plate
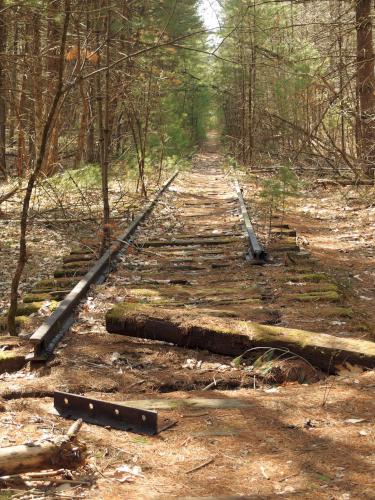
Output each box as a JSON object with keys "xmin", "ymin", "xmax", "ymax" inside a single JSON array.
[{"xmin": 54, "ymin": 391, "xmax": 174, "ymax": 435}]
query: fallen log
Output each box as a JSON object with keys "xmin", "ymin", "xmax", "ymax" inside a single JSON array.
[
  {"xmin": 106, "ymin": 303, "xmax": 375, "ymax": 372},
  {"xmin": 0, "ymin": 186, "xmax": 19, "ymax": 205},
  {"xmin": 0, "ymin": 419, "xmax": 84, "ymax": 475}
]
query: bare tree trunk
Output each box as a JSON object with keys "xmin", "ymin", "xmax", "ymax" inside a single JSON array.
[
  {"xmin": 95, "ymin": 0, "xmax": 111, "ymax": 254},
  {"xmin": 17, "ymin": 72, "xmax": 27, "ymax": 178},
  {"xmin": 86, "ymin": 91, "xmax": 96, "ymax": 163},
  {"xmin": 7, "ymin": 1, "xmax": 71, "ymax": 336},
  {"xmin": 337, "ymin": 0, "xmax": 346, "ymax": 156},
  {"xmin": 0, "ymin": 0, "xmax": 7, "ymax": 178},
  {"xmin": 75, "ymin": 80, "xmax": 89, "ymax": 166},
  {"xmin": 356, "ymin": 0, "xmax": 375, "ymax": 177},
  {"xmin": 31, "ymin": 11, "xmax": 43, "ymax": 159},
  {"xmin": 248, "ymin": 0, "xmax": 257, "ymax": 165},
  {"xmin": 8, "ymin": 17, "xmax": 18, "ymax": 145},
  {"xmin": 101, "ymin": 3, "xmax": 111, "ymax": 252},
  {"xmin": 74, "ymin": 15, "xmax": 88, "ymax": 167},
  {"xmin": 44, "ymin": 0, "xmax": 61, "ymax": 175}
]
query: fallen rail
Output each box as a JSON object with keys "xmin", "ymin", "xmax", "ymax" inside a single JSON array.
[
  {"xmin": 233, "ymin": 179, "xmax": 267, "ymax": 264},
  {"xmin": 29, "ymin": 171, "xmax": 178, "ymax": 360},
  {"xmin": 54, "ymin": 391, "xmax": 174, "ymax": 435}
]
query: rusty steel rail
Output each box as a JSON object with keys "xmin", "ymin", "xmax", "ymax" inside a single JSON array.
[
  {"xmin": 233, "ymin": 179, "xmax": 267, "ymax": 264},
  {"xmin": 29, "ymin": 171, "xmax": 178, "ymax": 360},
  {"xmin": 54, "ymin": 391, "xmax": 174, "ymax": 435}
]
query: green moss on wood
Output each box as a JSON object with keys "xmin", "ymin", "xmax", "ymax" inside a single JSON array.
[
  {"xmin": 16, "ymin": 300, "xmax": 58, "ymax": 316},
  {"xmin": 54, "ymin": 268, "xmax": 88, "ymax": 278},
  {"xmin": 107, "ymin": 302, "xmax": 141, "ymax": 320},
  {"xmin": 16, "ymin": 302, "xmax": 44, "ymax": 315},
  {"xmin": 0, "ymin": 351, "xmax": 21, "ymax": 361},
  {"xmin": 105, "ymin": 302, "xmax": 375, "ymax": 371},
  {"xmin": 70, "ymin": 247, "xmax": 96, "ymax": 255},
  {"xmin": 63, "ymin": 260, "xmax": 92, "ymax": 270},
  {"xmin": 0, "ymin": 352, "xmax": 26, "ymax": 373},
  {"xmin": 23, "ymin": 293, "xmax": 54, "ymax": 303},
  {"xmin": 33, "ymin": 277, "xmax": 79, "ymax": 289},
  {"xmin": 287, "ymin": 291, "xmax": 340, "ymax": 302},
  {"xmin": 0, "ymin": 315, "xmax": 30, "ymax": 333},
  {"xmin": 28, "ymin": 289, "xmax": 68, "ymax": 299},
  {"xmin": 289, "ymin": 273, "xmax": 328, "ymax": 283},
  {"xmin": 285, "ymin": 283, "xmax": 337, "ymax": 292},
  {"xmin": 323, "ymin": 306, "xmax": 353, "ymax": 318},
  {"xmin": 63, "ymin": 255, "xmax": 95, "ymax": 264}
]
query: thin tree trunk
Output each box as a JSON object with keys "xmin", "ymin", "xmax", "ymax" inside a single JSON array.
[
  {"xmin": 95, "ymin": 0, "xmax": 111, "ymax": 255},
  {"xmin": 356, "ymin": 0, "xmax": 375, "ymax": 177},
  {"xmin": 44, "ymin": 0, "xmax": 62, "ymax": 174},
  {"xmin": 7, "ymin": 1, "xmax": 70, "ymax": 336},
  {"xmin": 0, "ymin": 0, "xmax": 7, "ymax": 178},
  {"xmin": 17, "ymin": 73, "xmax": 27, "ymax": 178},
  {"xmin": 101, "ymin": 3, "xmax": 111, "ymax": 252},
  {"xmin": 31, "ymin": 11, "xmax": 43, "ymax": 160},
  {"xmin": 8, "ymin": 18, "xmax": 18, "ymax": 144}
]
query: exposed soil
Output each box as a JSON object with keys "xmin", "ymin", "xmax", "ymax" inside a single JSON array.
[{"xmin": 0, "ymin": 149, "xmax": 374, "ymax": 499}]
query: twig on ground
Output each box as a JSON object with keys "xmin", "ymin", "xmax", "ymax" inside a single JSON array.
[
  {"xmin": 202, "ymin": 378, "xmax": 218, "ymax": 391},
  {"xmin": 321, "ymin": 356, "xmax": 335, "ymax": 407},
  {"xmin": 185, "ymin": 457, "xmax": 214, "ymax": 474},
  {"xmin": 181, "ymin": 412, "xmax": 209, "ymax": 418},
  {"xmin": 128, "ymin": 379, "xmax": 146, "ymax": 389},
  {"xmin": 260, "ymin": 465, "xmax": 270, "ymax": 480}
]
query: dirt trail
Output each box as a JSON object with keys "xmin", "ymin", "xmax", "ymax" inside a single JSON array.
[{"xmin": 0, "ymin": 151, "xmax": 374, "ymax": 499}]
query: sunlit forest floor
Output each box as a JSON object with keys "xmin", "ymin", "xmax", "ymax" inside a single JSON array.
[
  {"xmin": 244, "ymin": 174, "xmax": 375, "ymax": 343},
  {"xmin": 0, "ymin": 166, "xmax": 175, "ymax": 315}
]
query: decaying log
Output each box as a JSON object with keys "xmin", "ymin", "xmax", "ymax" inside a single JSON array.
[
  {"xmin": 0, "ymin": 419, "xmax": 84, "ymax": 475},
  {"xmin": 0, "ymin": 186, "xmax": 18, "ymax": 205},
  {"xmin": 106, "ymin": 303, "xmax": 375, "ymax": 372}
]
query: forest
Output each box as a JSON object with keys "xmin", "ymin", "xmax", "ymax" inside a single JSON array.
[{"xmin": 0, "ymin": 1, "xmax": 374, "ymax": 498}]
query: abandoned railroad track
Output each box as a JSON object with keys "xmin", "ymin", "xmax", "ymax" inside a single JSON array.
[
  {"xmin": 1, "ymin": 149, "xmax": 374, "ymax": 374},
  {"xmin": 1, "ymin": 151, "xmax": 374, "ymax": 499}
]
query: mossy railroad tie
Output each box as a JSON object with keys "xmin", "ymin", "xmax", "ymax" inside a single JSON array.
[
  {"xmin": 288, "ymin": 290, "xmax": 340, "ymax": 302},
  {"xmin": 5, "ymin": 246, "xmax": 96, "ymax": 336},
  {"xmin": 0, "ymin": 351, "xmax": 26, "ymax": 373},
  {"xmin": 54, "ymin": 267, "xmax": 89, "ymax": 278},
  {"xmin": 16, "ymin": 300, "xmax": 59, "ymax": 316},
  {"xmin": 63, "ymin": 254, "xmax": 96, "ymax": 264},
  {"xmin": 264, "ymin": 219, "xmax": 348, "ymax": 315},
  {"xmin": 268, "ymin": 223, "xmax": 300, "ymax": 253},
  {"xmin": 0, "ymin": 315, "xmax": 30, "ymax": 333},
  {"xmin": 105, "ymin": 303, "xmax": 375, "ymax": 372},
  {"xmin": 284, "ymin": 270, "xmax": 342, "ymax": 303},
  {"xmin": 23, "ymin": 290, "xmax": 69, "ymax": 302},
  {"xmin": 33, "ymin": 277, "xmax": 81, "ymax": 289}
]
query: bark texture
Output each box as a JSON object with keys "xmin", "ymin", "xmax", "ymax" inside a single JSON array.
[
  {"xmin": 0, "ymin": 0, "xmax": 7, "ymax": 178},
  {"xmin": 356, "ymin": 0, "xmax": 375, "ymax": 176}
]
